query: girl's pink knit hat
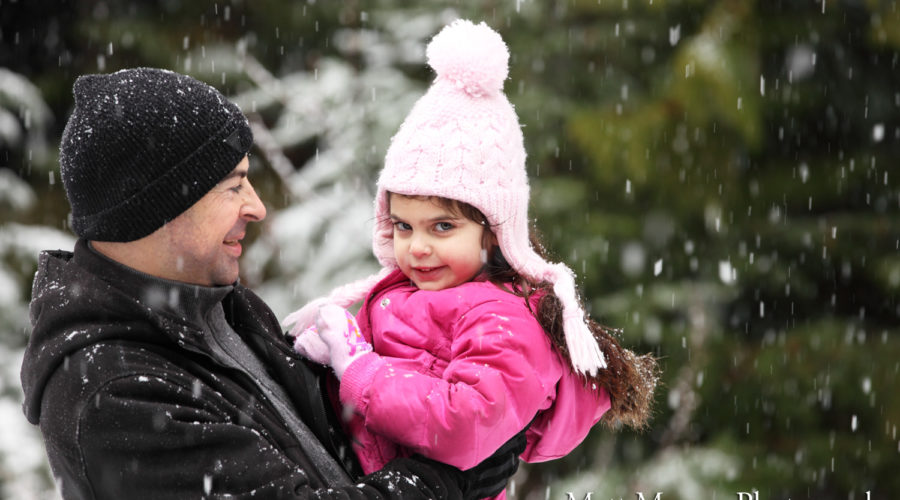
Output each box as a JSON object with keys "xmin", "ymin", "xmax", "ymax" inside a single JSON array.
[{"xmin": 285, "ymin": 19, "xmax": 606, "ymax": 376}]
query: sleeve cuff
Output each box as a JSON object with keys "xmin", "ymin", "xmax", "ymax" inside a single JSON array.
[{"xmin": 339, "ymin": 352, "xmax": 383, "ymax": 415}]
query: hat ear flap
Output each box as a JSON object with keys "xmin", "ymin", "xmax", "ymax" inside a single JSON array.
[
  {"xmin": 372, "ymin": 188, "xmax": 396, "ymax": 267},
  {"xmin": 503, "ymin": 243, "xmax": 608, "ymax": 376}
]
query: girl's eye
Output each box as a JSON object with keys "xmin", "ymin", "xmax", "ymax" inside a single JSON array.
[
  {"xmin": 435, "ymin": 222, "xmax": 454, "ymax": 232},
  {"xmin": 393, "ymin": 221, "xmax": 411, "ymax": 231}
]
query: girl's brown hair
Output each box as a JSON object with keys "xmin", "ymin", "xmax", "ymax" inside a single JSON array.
[{"xmin": 389, "ymin": 193, "xmax": 658, "ymax": 429}]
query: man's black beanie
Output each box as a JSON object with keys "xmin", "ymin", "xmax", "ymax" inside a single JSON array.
[{"xmin": 60, "ymin": 67, "xmax": 253, "ymax": 242}]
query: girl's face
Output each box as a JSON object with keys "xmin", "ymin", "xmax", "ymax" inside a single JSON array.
[{"xmin": 389, "ymin": 194, "xmax": 494, "ymax": 291}]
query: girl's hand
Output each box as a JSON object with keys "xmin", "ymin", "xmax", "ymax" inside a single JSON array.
[
  {"xmin": 292, "ymin": 325, "xmax": 331, "ymax": 365},
  {"xmin": 311, "ymin": 304, "xmax": 373, "ymax": 379}
]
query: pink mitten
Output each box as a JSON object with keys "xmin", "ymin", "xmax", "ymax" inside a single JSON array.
[
  {"xmin": 314, "ymin": 304, "xmax": 373, "ymax": 379},
  {"xmin": 292, "ymin": 325, "xmax": 331, "ymax": 365}
]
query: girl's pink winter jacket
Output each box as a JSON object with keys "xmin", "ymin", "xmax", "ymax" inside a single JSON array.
[{"xmin": 338, "ymin": 269, "xmax": 611, "ymax": 475}]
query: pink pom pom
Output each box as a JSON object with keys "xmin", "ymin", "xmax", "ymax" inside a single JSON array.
[{"xmin": 426, "ymin": 19, "xmax": 509, "ymax": 97}]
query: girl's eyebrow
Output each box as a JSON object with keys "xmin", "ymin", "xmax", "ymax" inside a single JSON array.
[{"xmin": 390, "ymin": 213, "xmax": 460, "ymax": 222}]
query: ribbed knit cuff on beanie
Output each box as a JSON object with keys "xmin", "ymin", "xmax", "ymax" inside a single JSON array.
[{"xmin": 59, "ymin": 67, "xmax": 253, "ymax": 242}]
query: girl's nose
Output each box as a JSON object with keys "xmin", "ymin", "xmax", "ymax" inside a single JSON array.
[{"xmin": 409, "ymin": 234, "xmax": 431, "ymax": 257}]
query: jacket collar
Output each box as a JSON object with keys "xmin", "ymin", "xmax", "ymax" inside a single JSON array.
[{"xmin": 73, "ymin": 239, "xmax": 233, "ymax": 328}]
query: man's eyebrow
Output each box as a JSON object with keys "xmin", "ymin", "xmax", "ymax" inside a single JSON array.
[{"xmin": 221, "ymin": 170, "xmax": 248, "ymax": 181}]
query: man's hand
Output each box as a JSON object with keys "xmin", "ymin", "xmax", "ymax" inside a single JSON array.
[
  {"xmin": 397, "ymin": 427, "xmax": 527, "ymax": 500},
  {"xmin": 456, "ymin": 427, "xmax": 526, "ymax": 499}
]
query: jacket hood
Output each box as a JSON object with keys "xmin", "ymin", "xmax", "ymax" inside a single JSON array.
[{"xmin": 21, "ymin": 239, "xmax": 231, "ymax": 424}]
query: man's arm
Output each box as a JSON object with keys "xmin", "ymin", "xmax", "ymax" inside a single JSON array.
[{"xmin": 49, "ymin": 346, "xmax": 519, "ymax": 499}]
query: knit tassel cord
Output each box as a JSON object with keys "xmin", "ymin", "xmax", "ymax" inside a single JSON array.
[
  {"xmin": 551, "ymin": 264, "xmax": 608, "ymax": 376},
  {"xmin": 283, "ymin": 268, "xmax": 393, "ymax": 336}
]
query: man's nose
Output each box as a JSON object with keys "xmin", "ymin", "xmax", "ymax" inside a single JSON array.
[{"xmin": 241, "ymin": 183, "xmax": 267, "ymax": 221}]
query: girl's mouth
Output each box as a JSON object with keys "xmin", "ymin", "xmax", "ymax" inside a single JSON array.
[{"xmin": 412, "ymin": 266, "xmax": 443, "ymax": 278}]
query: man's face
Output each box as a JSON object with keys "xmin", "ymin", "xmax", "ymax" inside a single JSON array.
[{"xmin": 160, "ymin": 157, "xmax": 266, "ymax": 286}]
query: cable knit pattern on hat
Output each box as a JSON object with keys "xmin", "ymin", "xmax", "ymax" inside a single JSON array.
[{"xmin": 285, "ymin": 20, "xmax": 606, "ymax": 375}]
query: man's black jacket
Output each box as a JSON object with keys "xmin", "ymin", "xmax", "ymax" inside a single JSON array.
[{"xmin": 20, "ymin": 239, "xmax": 466, "ymax": 499}]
